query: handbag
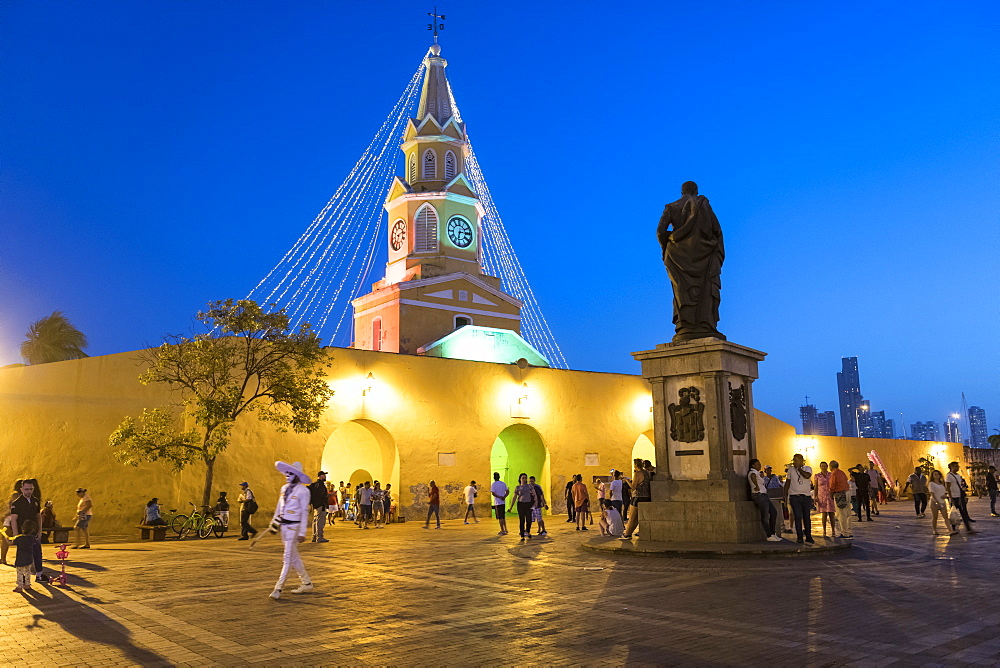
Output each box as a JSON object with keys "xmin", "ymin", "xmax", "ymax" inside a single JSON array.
[
  {"xmin": 245, "ymin": 498, "xmax": 259, "ymax": 514},
  {"xmin": 834, "ymin": 491, "xmax": 848, "ymax": 509}
]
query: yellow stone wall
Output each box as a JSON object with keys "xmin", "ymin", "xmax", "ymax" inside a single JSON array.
[
  {"xmin": 754, "ymin": 411, "xmax": 964, "ymax": 483},
  {"xmin": 0, "ymin": 349, "xmax": 963, "ymax": 537}
]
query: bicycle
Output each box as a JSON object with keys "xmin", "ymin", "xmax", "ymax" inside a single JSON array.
[{"xmin": 172, "ymin": 503, "xmax": 219, "ymax": 539}]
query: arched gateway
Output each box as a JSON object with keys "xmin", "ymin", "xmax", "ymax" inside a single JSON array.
[
  {"xmin": 490, "ymin": 424, "xmax": 549, "ymax": 514},
  {"xmin": 322, "ymin": 420, "xmax": 399, "ymax": 494}
]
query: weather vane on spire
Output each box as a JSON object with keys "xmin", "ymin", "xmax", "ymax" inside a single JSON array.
[{"xmin": 427, "ymin": 6, "xmax": 445, "ymax": 43}]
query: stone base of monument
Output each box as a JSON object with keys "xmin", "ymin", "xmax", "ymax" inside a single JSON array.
[
  {"xmin": 581, "ymin": 534, "xmax": 852, "ymax": 559},
  {"xmin": 638, "ymin": 479, "xmax": 762, "ymax": 543}
]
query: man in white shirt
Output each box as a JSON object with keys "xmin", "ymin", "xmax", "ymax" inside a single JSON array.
[
  {"xmin": 463, "ymin": 481, "xmax": 479, "ymax": 524},
  {"xmin": 490, "ymin": 472, "xmax": 509, "ymax": 535},
  {"xmin": 946, "ymin": 461, "xmax": 976, "ymax": 533},
  {"xmin": 783, "ymin": 453, "xmax": 814, "ymax": 544},
  {"xmin": 608, "ymin": 470, "xmax": 624, "ymax": 515}
]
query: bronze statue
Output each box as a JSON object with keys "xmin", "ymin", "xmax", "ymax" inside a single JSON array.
[{"xmin": 657, "ymin": 181, "xmax": 725, "ymax": 342}]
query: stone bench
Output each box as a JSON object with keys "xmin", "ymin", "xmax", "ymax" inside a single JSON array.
[{"xmin": 137, "ymin": 524, "xmax": 170, "ymax": 541}]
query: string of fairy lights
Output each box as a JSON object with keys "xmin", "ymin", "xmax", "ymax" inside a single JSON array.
[
  {"xmin": 246, "ymin": 55, "xmax": 568, "ymax": 369},
  {"xmin": 246, "ymin": 64, "xmax": 424, "ymax": 345},
  {"xmin": 447, "ymin": 83, "xmax": 568, "ymax": 369}
]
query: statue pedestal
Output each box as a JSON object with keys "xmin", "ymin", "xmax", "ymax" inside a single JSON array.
[{"xmin": 632, "ymin": 338, "xmax": 767, "ymax": 543}]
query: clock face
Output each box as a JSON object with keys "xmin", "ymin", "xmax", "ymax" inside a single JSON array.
[
  {"xmin": 447, "ymin": 216, "xmax": 474, "ymax": 248},
  {"xmin": 390, "ymin": 220, "xmax": 406, "ymax": 251}
]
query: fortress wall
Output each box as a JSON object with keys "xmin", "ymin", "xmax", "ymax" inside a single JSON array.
[
  {"xmin": 0, "ymin": 349, "xmax": 961, "ymax": 537},
  {"xmin": 0, "ymin": 348, "xmax": 654, "ymax": 536}
]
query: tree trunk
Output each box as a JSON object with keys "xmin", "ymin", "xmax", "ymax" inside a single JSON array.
[{"xmin": 202, "ymin": 455, "xmax": 216, "ymax": 509}]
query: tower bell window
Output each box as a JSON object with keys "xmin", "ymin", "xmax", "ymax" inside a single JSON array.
[
  {"xmin": 414, "ymin": 204, "xmax": 439, "ymax": 253},
  {"xmin": 422, "ymin": 149, "xmax": 437, "ymax": 180},
  {"xmin": 455, "ymin": 316, "xmax": 472, "ymax": 329},
  {"xmin": 444, "ymin": 151, "xmax": 457, "ymax": 179}
]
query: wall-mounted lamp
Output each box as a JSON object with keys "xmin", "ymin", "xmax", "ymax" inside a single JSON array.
[{"xmin": 510, "ymin": 382, "xmax": 530, "ymax": 419}]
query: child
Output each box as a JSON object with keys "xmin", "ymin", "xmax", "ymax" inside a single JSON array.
[{"xmin": 12, "ymin": 519, "xmax": 38, "ymax": 593}]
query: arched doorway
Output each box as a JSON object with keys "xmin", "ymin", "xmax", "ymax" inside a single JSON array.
[
  {"xmin": 490, "ymin": 424, "xmax": 548, "ymax": 514},
  {"xmin": 322, "ymin": 420, "xmax": 399, "ymax": 495},
  {"xmin": 631, "ymin": 431, "xmax": 656, "ymax": 468},
  {"xmin": 348, "ymin": 469, "xmax": 373, "ymax": 489}
]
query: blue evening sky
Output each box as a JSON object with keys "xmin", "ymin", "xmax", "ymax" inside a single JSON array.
[{"xmin": 2, "ymin": 1, "xmax": 997, "ymax": 434}]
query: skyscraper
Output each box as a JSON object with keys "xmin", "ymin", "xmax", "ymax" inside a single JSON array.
[
  {"xmin": 882, "ymin": 418, "xmax": 896, "ymax": 440},
  {"xmin": 837, "ymin": 357, "xmax": 863, "ymax": 438},
  {"xmin": 800, "ymin": 404, "xmax": 839, "ymax": 436},
  {"xmin": 816, "ymin": 411, "xmax": 838, "ymax": 436},
  {"xmin": 969, "ymin": 406, "xmax": 988, "ymax": 449},
  {"xmin": 800, "ymin": 404, "xmax": 818, "ymax": 435},
  {"xmin": 943, "ymin": 417, "xmax": 961, "ymax": 444},
  {"xmin": 911, "ymin": 421, "xmax": 939, "ymax": 441},
  {"xmin": 871, "ymin": 411, "xmax": 886, "ymax": 439}
]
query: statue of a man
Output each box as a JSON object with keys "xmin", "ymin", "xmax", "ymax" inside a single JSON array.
[{"xmin": 657, "ymin": 181, "xmax": 725, "ymax": 342}]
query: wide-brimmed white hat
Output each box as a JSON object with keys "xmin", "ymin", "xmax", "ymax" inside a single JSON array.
[{"xmin": 274, "ymin": 461, "xmax": 311, "ymax": 484}]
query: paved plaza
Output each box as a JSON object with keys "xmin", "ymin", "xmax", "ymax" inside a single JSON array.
[{"xmin": 3, "ymin": 498, "xmax": 1000, "ymax": 666}]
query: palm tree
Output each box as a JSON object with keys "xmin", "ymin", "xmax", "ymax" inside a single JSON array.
[{"xmin": 20, "ymin": 311, "xmax": 89, "ymax": 364}]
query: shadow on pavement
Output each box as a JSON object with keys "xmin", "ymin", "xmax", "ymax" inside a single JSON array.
[
  {"xmin": 22, "ymin": 586, "xmax": 167, "ymax": 665},
  {"xmin": 43, "ymin": 559, "xmax": 109, "ymax": 572}
]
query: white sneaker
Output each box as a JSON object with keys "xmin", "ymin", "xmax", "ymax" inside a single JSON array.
[
  {"xmin": 269, "ymin": 589, "xmax": 281, "ymax": 600},
  {"xmin": 766, "ymin": 535, "xmax": 782, "ymax": 542},
  {"xmin": 292, "ymin": 583, "xmax": 313, "ymax": 594}
]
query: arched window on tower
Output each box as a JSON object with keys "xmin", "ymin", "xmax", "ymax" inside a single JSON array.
[
  {"xmin": 454, "ymin": 315, "xmax": 472, "ymax": 329},
  {"xmin": 414, "ymin": 204, "xmax": 439, "ymax": 253},
  {"xmin": 372, "ymin": 317, "xmax": 382, "ymax": 352},
  {"xmin": 444, "ymin": 151, "xmax": 457, "ymax": 179},
  {"xmin": 408, "ymin": 154, "xmax": 417, "ymax": 184},
  {"xmin": 422, "ymin": 149, "xmax": 436, "ymax": 180}
]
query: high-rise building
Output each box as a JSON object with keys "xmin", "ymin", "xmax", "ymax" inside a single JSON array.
[
  {"xmin": 800, "ymin": 404, "xmax": 839, "ymax": 436},
  {"xmin": 870, "ymin": 411, "xmax": 886, "ymax": 438},
  {"xmin": 800, "ymin": 404, "xmax": 818, "ymax": 435},
  {"xmin": 911, "ymin": 421, "xmax": 939, "ymax": 441},
  {"xmin": 816, "ymin": 411, "xmax": 838, "ymax": 436},
  {"xmin": 837, "ymin": 357, "xmax": 862, "ymax": 438},
  {"xmin": 882, "ymin": 418, "xmax": 896, "ymax": 440},
  {"xmin": 969, "ymin": 406, "xmax": 988, "ymax": 449},
  {"xmin": 943, "ymin": 417, "xmax": 961, "ymax": 444}
]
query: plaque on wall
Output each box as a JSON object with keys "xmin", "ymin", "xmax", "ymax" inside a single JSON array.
[{"xmin": 668, "ymin": 386, "xmax": 705, "ymax": 443}]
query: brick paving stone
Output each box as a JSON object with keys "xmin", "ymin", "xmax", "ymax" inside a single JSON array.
[{"xmin": 2, "ymin": 498, "xmax": 1000, "ymax": 665}]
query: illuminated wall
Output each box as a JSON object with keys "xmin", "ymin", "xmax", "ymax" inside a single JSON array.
[{"xmin": 0, "ymin": 350, "xmax": 960, "ymax": 536}]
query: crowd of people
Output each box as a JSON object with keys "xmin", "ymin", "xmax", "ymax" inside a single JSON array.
[
  {"xmin": 748, "ymin": 455, "xmax": 984, "ymax": 542},
  {"xmin": 5, "ymin": 455, "xmax": 991, "ymax": 596}
]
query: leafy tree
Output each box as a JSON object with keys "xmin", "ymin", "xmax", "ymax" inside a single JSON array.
[
  {"xmin": 988, "ymin": 432, "xmax": 1000, "ymax": 450},
  {"xmin": 20, "ymin": 311, "xmax": 88, "ymax": 364},
  {"xmin": 916, "ymin": 455, "xmax": 937, "ymax": 477},
  {"xmin": 109, "ymin": 299, "xmax": 333, "ymax": 507}
]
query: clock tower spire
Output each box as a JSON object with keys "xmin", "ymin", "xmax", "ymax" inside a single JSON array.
[{"xmin": 351, "ymin": 42, "xmax": 528, "ymax": 358}]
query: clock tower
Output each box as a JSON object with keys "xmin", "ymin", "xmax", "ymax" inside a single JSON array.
[{"xmin": 352, "ymin": 43, "xmax": 525, "ymax": 356}]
